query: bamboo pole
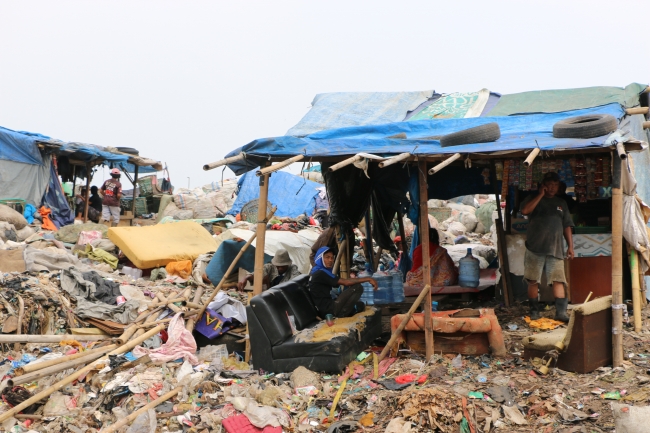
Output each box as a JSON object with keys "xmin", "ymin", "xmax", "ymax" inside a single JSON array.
[
  {"xmin": 0, "ymin": 334, "xmax": 115, "ymax": 344},
  {"xmin": 612, "ymin": 157, "xmax": 624, "ymax": 367},
  {"xmin": 195, "ymin": 207, "xmax": 277, "ymax": 323},
  {"xmin": 203, "ymin": 153, "xmax": 244, "ymax": 171},
  {"xmin": 625, "ymin": 107, "xmax": 649, "ymax": 115},
  {"xmin": 16, "ymin": 344, "xmax": 118, "ymax": 375},
  {"xmin": 101, "ymin": 386, "xmax": 182, "ymax": 433},
  {"xmin": 253, "ymin": 170, "xmax": 271, "ymax": 296},
  {"xmin": 491, "ymin": 161, "xmax": 512, "ymax": 306},
  {"xmin": 397, "ymin": 212, "xmax": 408, "ymax": 256},
  {"xmin": 83, "ymin": 162, "xmax": 92, "ymax": 223},
  {"xmin": 132, "ymin": 306, "xmax": 161, "ymax": 341},
  {"xmin": 14, "ymin": 295, "xmax": 24, "ymax": 351},
  {"xmin": 418, "ymin": 160, "xmax": 434, "ymax": 360},
  {"xmin": 328, "ymin": 154, "xmax": 364, "ymax": 172},
  {"xmin": 0, "ymin": 325, "xmax": 165, "ymax": 423},
  {"xmin": 256, "ymin": 155, "xmax": 304, "ymax": 176},
  {"xmin": 616, "ymin": 142, "xmax": 628, "ymax": 160},
  {"xmin": 185, "ymin": 285, "xmax": 204, "ymax": 331},
  {"xmin": 379, "ymin": 152, "xmax": 411, "ymax": 168},
  {"xmin": 156, "ymin": 293, "xmax": 182, "ymax": 314},
  {"xmin": 332, "ymin": 239, "xmax": 347, "ymax": 275},
  {"xmin": 643, "ymin": 121, "xmax": 650, "ymax": 130},
  {"xmin": 428, "ymin": 153, "xmax": 461, "ymax": 175},
  {"xmin": 630, "ymin": 249, "xmax": 642, "ymax": 332},
  {"xmin": 523, "ymin": 148, "xmax": 540, "ymax": 167},
  {"xmin": 9, "ymin": 349, "xmax": 112, "ymax": 386},
  {"xmin": 378, "ymin": 285, "xmax": 431, "ymax": 362}
]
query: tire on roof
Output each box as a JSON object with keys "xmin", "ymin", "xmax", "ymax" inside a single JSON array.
[
  {"xmin": 440, "ymin": 122, "xmax": 501, "ymax": 147},
  {"xmin": 552, "ymin": 114, "xmax": 618, "ymax": 139},
  {"xmin": 116, "ymin": 147, "xmax": 140, "ymax": 155}
]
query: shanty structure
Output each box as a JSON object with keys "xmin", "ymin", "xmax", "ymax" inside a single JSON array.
[
  {"xmin": 209, "ymin": 83, "xmax": 650, "ymax": 366},
  {"xmin": 0, "ymin": 125, "xmax": 161, "ymax": 225}
]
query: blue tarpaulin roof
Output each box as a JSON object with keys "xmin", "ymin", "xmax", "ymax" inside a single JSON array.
[
  {"xmin": 226, "ymin": 103, "xmax": 627, "ymax": 175},
  {"xmin": 0, "ymin": 127, "xmax": 48, "ymax": 165}
]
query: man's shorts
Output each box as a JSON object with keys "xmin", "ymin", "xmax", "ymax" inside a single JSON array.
[{"xmin": 524, "ymin": 249, "xmax": 567, "ymax": 286}]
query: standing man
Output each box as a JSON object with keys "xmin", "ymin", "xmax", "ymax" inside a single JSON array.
[
  {"xmin": 521, "ymin": 172, "xmax": 575, "ymax": 322},
  {"xmin": 101, "ymin": 168, "xmax": 123, "ymax": 227},
  {"xmin": 237, "ymin": 249, "xmax": 301, "ymax": 291}
]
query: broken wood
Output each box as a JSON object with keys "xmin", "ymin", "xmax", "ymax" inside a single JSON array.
[
  {"xmin": 101, "ymin": 386, "xmax": 182, "ymax": 433},
  {"xmin": 428, "ymin": 153, "xmax": 461, "ymax": 175},
  {"xmin": 256, "ymin": 155, "xmax": 304, "ymax": 176},
  {"xmin": 378, "ymin": 285, "xmax": 431, "ymax": 362},
  {"xmin": 9, "ymin": 349, "xmax": 113, "ymax": 386},
  {"xmin": 332, "ymin": 239, "xmax": 347, "ymax": 275},
  {"xmin": 14, "ymin": 295, "xmax": 24, "ymax": 351},
  {"xmin": 185, "ymin": 285, "xmax": 205, "ymax": 331},
  {"xmin": 16, "ymin": 343, "xmax": 118, "ymax": 375},
  {"xmin": 0, "ymin": 324, "xmax": 166, "ymax": 422},
  {"xmin": 156, "ymin": 293, "xmax": 182, "ymax": 314},
  {"xmin": 418, "ymin": 159, "xmax": 434, "ymax": 361},
  {"xmin": 203, "ymin": 153, "xmax": 244, "ymax": 171},
  {"xmin": 0, "ymin": 334, "xmax": 115, "ymax": 344}
]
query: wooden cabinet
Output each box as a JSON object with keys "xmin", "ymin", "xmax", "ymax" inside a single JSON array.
[{"xmin": 568, "ymin": 256, "xmax": 612, "ymax": 303}]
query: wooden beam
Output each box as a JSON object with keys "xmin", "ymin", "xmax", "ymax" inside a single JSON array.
[
  {"xmin": 625, "ymin": 106, "xmax": 649, "ymax": 115},
  {"xmin": 256, "ymin": 155, "xmax": 304, "ymax": 176},
  {"xmin": 130, "ymin": 164, "xmax": 139, "ymax": 224},
  {"xmin": 379, "ymin": 152, "xmax": 411, "ymax": 168},
  {"xmin": 523, "ymin": 148, "xmax": 540, "ymax": 167},
  {"xmin": 630, "ymin": 248, "xmax": 642, "ymax": 333},
  {"xmin": 428, "ymin": 153, "xmax": 461, "ymax": 175},
  {"xmin": 253, "ymin": 168, "xmax": 271, "ymax": 295},
  {"xmin": 616, "ymin": 142, "xmax": 628, "ymax": 160},
  {"xmin": 491, "ymin": 161, "xmax": 512, "ymax": 306},
  {"xmin": 418, "ymin": 160, "xmax": 434, "ymax": 360},
  {"xmin": 397, "ymin": 212, "xmax": 408, "ymax": 255},
  {"xmin": 328, "ymin": 154, "xmax": 364, "ymax": 172},
  {"xmin": 203, "ymin": 153, "xmax": 244, "ymax": 171},
  {"xmin": 611, "ymin": 157, "xmax": 624, "ymax": 367},
  {"xmin": 83, "ymin": 162, "xmax": 91, "ymax": 223},
  {"xmin": 332, "ymin": 239, "xmax": 347, "ymax": 275}
]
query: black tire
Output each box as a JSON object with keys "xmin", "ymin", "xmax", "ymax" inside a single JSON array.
[
  {"xmin": 116, "ymin": 146, "xmax": 140, "ymax": 155},
  {"xmin": 552, "ymin": 114, "xmax": 617, "ymax": 139},
  {"xmin": 440, "ymin": 122, "xmax": 501, "ymax": 147}
]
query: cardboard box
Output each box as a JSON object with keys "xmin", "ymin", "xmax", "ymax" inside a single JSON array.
[{"xmin": 510, "ymin": 217, "xmax": 529, "ymax": 234}]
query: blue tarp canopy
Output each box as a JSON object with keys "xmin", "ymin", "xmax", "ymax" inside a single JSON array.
[
  {"xmin": 0, "ymin": 127, "xmax": 49, "ymax": 165},
  {"xmin": 54, "ymin": 142, "xmax": 158, "ymax": 174},
  {"xmin": 225, "ymin": 103, "xmax": 626, "ymax": 175},
  {"xmin": 229, "ymin": 170, "xmax": 322, "ymax": 218}
]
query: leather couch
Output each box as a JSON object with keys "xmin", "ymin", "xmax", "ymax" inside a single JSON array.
[{"xmin": 246, "ymin": 274, "xmax": 382, "ymax": 373}]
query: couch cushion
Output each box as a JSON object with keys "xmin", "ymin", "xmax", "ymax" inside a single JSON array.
[
  {"xmin": 249, "ymin": 289, "xmax": 294, "ymax": 346},
  {"xmin": 271, "ymin": 334, "xmax": 358, "ymax": 360},
  {"xmin": 275, "ymin": 278, "xmax": 319, "ymax": 330}
]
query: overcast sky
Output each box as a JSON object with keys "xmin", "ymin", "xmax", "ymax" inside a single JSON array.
[{"xmin": 1, "ymin": 1, "xmax": 647, "ymax": 188}]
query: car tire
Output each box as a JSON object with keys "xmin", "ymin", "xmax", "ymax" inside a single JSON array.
[
  {"xmin": 552, "ymin": 114, "xmax": 618, "ymax": 139},
  {"xmin": 440, "ymin": 122, "xmax": 501, "ymax": 147},
  {"xmin": 116, "ymin": 147, "xmax": 140, "ymax": 155}
]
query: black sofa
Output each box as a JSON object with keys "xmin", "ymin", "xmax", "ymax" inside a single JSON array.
[{"xmin": 246, "ymin": 274, "xmax": 382, "ymax": 373}]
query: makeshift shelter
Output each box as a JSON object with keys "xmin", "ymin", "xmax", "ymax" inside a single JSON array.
[
  {"xmin": 208, "ymin": 83, "xmax": 650, "ymax": 368},
  {"xmin": 0, "ymin": 124, "xmax": 163, "ymax": 227}
]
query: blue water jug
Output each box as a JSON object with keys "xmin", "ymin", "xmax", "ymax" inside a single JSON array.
[
  {"xmin": 373, "ymin": 275, "xmax": 393, "ymax": 304},
  {"xmin": 360, "ymin": 282, "xmax": 375, "ymax": 305},
  {"xmin": 458, "ymin": 248, "xmax": 480, "ymax": 288},
  {"xmin": 390, "ymin": 270, "xmax": 405, "ymax": 303}
]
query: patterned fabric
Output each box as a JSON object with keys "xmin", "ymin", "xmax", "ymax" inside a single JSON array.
[
  {"xmin": 406, "ymin": 245, "xmax": 458, "ymax": 287},
  {"xmin": 409, "ymin": 89, "xmax": 490, "ymax": 120}
]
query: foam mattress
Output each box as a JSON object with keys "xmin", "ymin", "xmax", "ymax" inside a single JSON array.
[{"xmin": 108, "ymin": 221, "xmax": 218, "ymax": 269}]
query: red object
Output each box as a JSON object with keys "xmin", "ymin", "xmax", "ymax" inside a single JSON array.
[
  {"xmin": 222, "ymin": 414, "xmax": 282, "ymax": 433},
  {"xmin": 159, "ymin": 330, "xmax": 169, "ymax": 344},
  {"xmin": 393, "ymin": 236, "xmax": 402, "ymax": 243},
  {"xmin": 394, "ymin": 374, "xmax": 427, "ymax": 385}
]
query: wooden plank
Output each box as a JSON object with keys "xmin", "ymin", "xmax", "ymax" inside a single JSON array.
[
  {"xmin": 418, "ymin": 160, "xmax": 434, "ymax": 360},
  {"xmin": 611, "ymin": 157, "xmax": 623, "ymax": 367},
  {"xmin": 253, "ymin": 169, "xmax": 270, "ymax": 295}
]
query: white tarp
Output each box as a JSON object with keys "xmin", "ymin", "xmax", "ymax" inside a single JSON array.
[{"xmin": 0, "ymin": 156, "xmax": 51, "ymax": 206}]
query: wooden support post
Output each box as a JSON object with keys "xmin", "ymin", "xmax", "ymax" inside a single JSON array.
[
  {"xmin": 328, "ymin": 154, "xmax": 364, "ymax": 172},
  {"xmin": 523, "ymin": 148, "xmax": 540, "ymax": 167},
  {"xmin": 491, "ymin": 161, "xmax": 512, "ymax": 306},
  {"xmin": 364, "ymin": 205, "xmax": 374, "ymax": 270},
  {"xmin": 397, "ymin": 212, "xmax": 408, "ymax": 254},
  {"xmin": 373, "ymin": 248, "xmax": 383, "ymax": 272},
  {"xmin": 83, "ymin": 162, "xmax": 92, "ymax": 223},
  {"xmin": 335, "ymin": 226, "xmax": 349, "ymax": 279},
  {"xmin": 379, "ymin": 152, "xmax": 411, "ymax": 168},
  {"xmin": 333, "ymin": 239, "xmax": 347, "ymax": 275},
  {"xmin": 612, "ymin": 157, "xmax": 624, "ymax": 367},
  {"xmin": 256, "ymin": 155, "xmax": 304, "ymax": 176},
  {"xmin": 625, "ymin": 106, "xmax": 649, "ymax": 115},
  {"xmin": 203, "ymin": 153, "xmax": 244, "ymax": 171},
  {"xmin": 630, "ymin": 248, "xmax": 642, "ymax": 333},
  {"xmin": 428, "ymin": 153, "xmax": 461, "ymax": 175},
  {"xmin": 71, "ymin": 165, "xmax": 77, "ymax": 205},
  {"xmin": 130, "ymin": 164, "xmax": 139, "ymax": 225},
  {"xmin": 253, "ymin": 169, "xmax": 271, "ymax": 296},
  {"xmin": 418, "ymin": 160, "xmax": 434, "ymax": 360},
  {"xmin": 378, "ymin": 285, "xmax": 431, "ymax": 362}
]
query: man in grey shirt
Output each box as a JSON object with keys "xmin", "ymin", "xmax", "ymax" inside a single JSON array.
[{"xmin": 521, "ymin": 172, "xmax": 575, "ymax": 322}]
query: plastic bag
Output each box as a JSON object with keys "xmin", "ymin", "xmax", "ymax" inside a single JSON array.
[
  {"xmin": 78, "ymin": 230, "xmax": 103, "ymax": 246},
  {"xmin": 126, "ymin": 409, "xmax": 157, "ymax": 433},
  {"xmin": 165, "ymin": 260, "xmax": 192, "ymax": 279}
]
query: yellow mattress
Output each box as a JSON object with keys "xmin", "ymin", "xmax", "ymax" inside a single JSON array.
[{"xmin": 108, "ymin": 221, "xmax": 218, "ymax": 269}]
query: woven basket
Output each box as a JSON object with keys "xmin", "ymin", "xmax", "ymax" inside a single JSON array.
[{"xmin": 240, "ymin": 199, "xmax": 273, "ymax": 223}]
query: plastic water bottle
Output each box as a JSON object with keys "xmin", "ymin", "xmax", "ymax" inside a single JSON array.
[
  {"xmin": 360, "ymin": 283, "xmax": 375, "ymax": 305},
  {"xmin": 373, "ymin": 275, "xmax": 393, "ymax": 304},
  {"xmin": 431, "ymin": 301, "xmax": 438, "ymax": 311},
  {"xmin": 459, "ymin": 248, "xmax": 480, "ymax": 288},
  {"xmin": 390, "ymin": 270, "xmax": 405, "ymax": 303}
]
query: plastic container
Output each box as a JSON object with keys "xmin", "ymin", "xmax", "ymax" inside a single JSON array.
[
  {"xmin": 458, "ymin": 248, "xmax": 480, "ymax": 288},
  {"xmin": 372, "ymin": 275, "xmax": 393, "ymax": 304},
  {"xmin": 122, "ymin": 266, "xmax": 143, "ymax": 280},
  {"xmin": 360, "ymin": 283, "xmax": 375, "ymax": 305},
  {"xmin": 390, "ymin": 270, "xmax": 405, "ymax": 303},
  {"xmin": 431, "ymin": 301, "xmax": 438, "ymax": 311}
]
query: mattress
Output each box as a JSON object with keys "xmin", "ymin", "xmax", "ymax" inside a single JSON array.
[{"xmin": 108, "ymin": 221, "xmax": 218, "ymax": 269}]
